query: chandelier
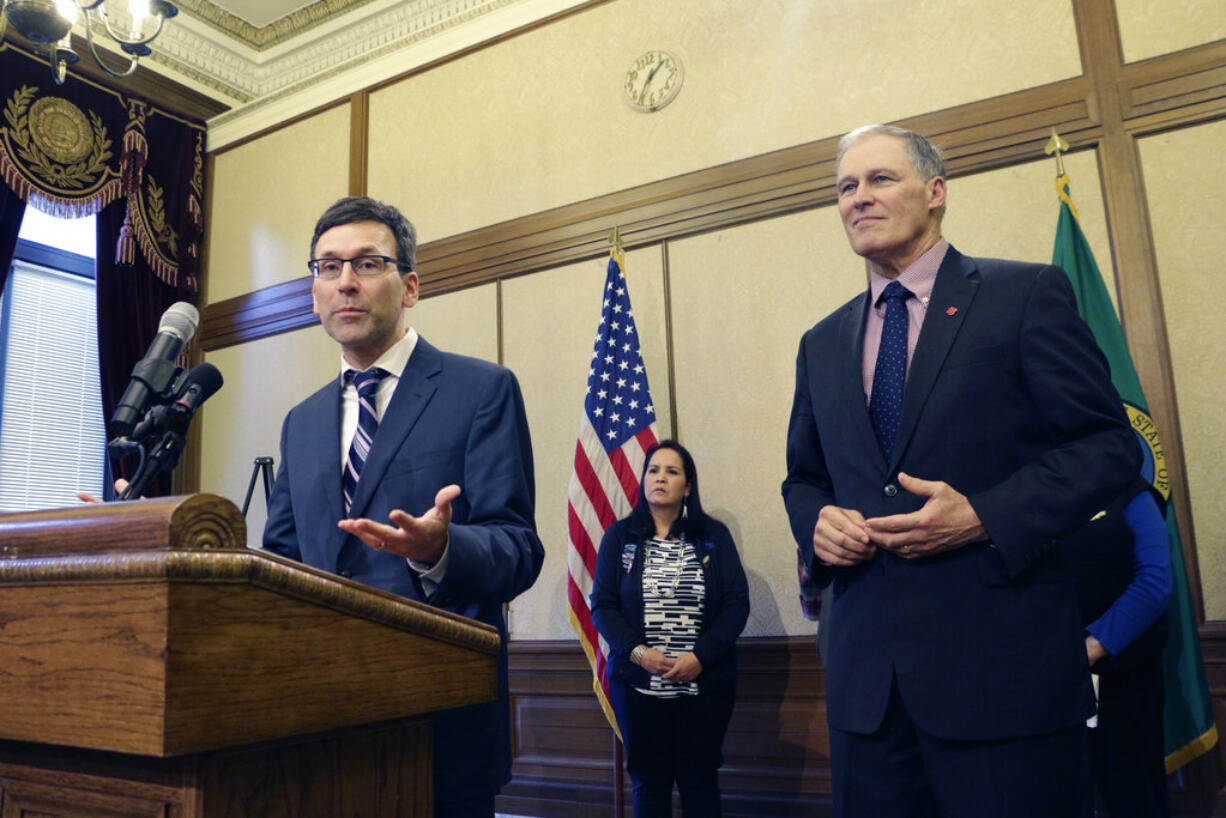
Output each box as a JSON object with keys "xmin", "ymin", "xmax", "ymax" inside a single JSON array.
[{"xmin": 2, "ymin": 0, "xmax": 178, "ymax": 84}]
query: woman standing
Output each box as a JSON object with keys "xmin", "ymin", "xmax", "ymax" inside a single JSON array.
[{"xmin": 590, "ymin": 440, "xmax": 750, "ymax": 817}]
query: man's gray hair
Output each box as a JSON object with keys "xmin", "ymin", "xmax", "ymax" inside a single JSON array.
[{"xmin": 837, "ymin": 124, "xmax": 947, "ymax": 182}]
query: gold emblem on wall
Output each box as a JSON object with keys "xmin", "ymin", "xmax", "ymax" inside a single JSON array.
[
  {"xmin": 2, "ymin": 85, "xmax": 115, "ymax": 194},
  {"xmin": 29, "ymin": 97, "xmax": 93, "ymax": 164}
]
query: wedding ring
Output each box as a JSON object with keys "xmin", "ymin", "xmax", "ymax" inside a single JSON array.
[
  {"xmin": 900, "ymin": 545, "xmax": 911, "ymax": 555},
  {"xmin": 376, "ymin": 541, "xmax": 386, "ymax": 551}
]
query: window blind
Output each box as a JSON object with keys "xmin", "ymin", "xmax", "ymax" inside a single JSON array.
[{"xmin": 0, "ymin": 261, "xmax": 105, "ymax": 512}]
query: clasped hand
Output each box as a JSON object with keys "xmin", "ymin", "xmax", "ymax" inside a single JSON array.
[
  {"xmin": 812, "ymin": 472, "xmax": 986, "ymax": 564},
  {"xmin": 640, "ymin": 648, "xmax": 703, "ymax": 684},
  {"xmin": 337, "ymin": 484, "xmax": 459, "ymax": 565}
]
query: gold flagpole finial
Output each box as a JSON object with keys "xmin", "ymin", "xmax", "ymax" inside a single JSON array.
[
  {"xmin": 1044, "ymin": 128, "xmax": 1069, "ymax": 177},
  {"xmin": 609, "ymin": 226, "xmax": 624, "ymax": 255}
]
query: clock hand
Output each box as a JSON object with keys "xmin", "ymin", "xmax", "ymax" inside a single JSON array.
[{"xmin": 638, "ymin": 62, "xmax": 664, "ymax": 104}]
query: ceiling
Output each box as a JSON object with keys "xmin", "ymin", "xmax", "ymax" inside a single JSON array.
[{"xmin": 200, "ymin": 0, "xmax": 323, "ymax": 29}]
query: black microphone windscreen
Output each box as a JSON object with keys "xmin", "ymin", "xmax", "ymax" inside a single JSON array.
[{"xmin": 179, "ymin": 362, "xmax": 224, "ymax": 404}]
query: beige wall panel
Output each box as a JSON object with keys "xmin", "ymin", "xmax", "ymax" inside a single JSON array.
[
  {"xmin": 1117, "ymin": 0, "xmax": 1226, "ymax": 63},
  {"xmin": 411, "ymin": 282, "xmax": 499, "ymax": 363},
  {"xmin": 943, "ymin": 150, "xmax": 1118, "ymax": 308},
  {"xmin": 199, "ymin": 287, "xmax": 494, "ymax": 548},
  {"xmin": 200, "ymin": 325, "xmax": 337, "ymax": 548},
  {"xmin": 1139, "ymin": 122, "xmax": 1226, "ymax": 619},
  {"xmin": 368, "ymin": 0, "xmax": 1079, "ymax": 241},
  {"xmin": 207, "ymin": 104, "xmax": 350, "ymax": 302},
  {"xmin": 502, "ymin": 248, "xmax": 671, "ymax": 640},
  {"xmin": 668, "ymin": 206, "xmax": 859, "ymax": 638}
]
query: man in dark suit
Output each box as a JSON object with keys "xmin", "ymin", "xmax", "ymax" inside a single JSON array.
[
  {"xmin": 782, "ymin": 125, "xmax": 1139, "ymax": 817},
  {"xmin": 263, "ymin": 196, "xmax": 544, "ymax": 818}
]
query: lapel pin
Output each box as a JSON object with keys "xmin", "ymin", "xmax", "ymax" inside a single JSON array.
[{"xmin": 946, "ymin": 306, "xmax": 958, "ymax": 316}]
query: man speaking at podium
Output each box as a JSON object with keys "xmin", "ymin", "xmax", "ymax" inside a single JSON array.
[{"xmin": 263, "ymin": 196, "xmax": 544, "ymax": 818}]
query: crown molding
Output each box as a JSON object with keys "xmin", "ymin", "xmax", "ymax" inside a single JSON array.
[
  {"xmin": 4, "ymin": 1, "xmax": 595, "ymax": 144},
  {"xmin": 175, "ymin": 0, "xmax": 379, "ymax": 50}
]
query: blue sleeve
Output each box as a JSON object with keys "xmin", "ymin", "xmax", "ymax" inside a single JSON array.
[
  {"xmin": 1086, "ymin": 491, "xmax": 1173, "ymax": 655},
  {"xmin": 436, "ymin": 367, "xmax": 544, "ymax": 604},
  {"xmin": 262, "ymin": 408, "xmax": 301, "ymax": 560},
  {"xmin": 590, "ymin": 524, "xmax": 641, "ymax": 655},
  {"xmin": 692, "ymin": 525, "xmax": 750, "ymax": 669}
]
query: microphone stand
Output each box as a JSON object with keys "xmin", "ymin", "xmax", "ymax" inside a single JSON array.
[
  {"xmin": 118, "ymin": 427, "xmax": 187, "ymax": 501},
  {"xmin": 241, "ymin": 456, "xmax": 275, "ymax": 516},
  {"xmin": 109, "ymin": 377, "xmax": 192, "ymax": 501}
]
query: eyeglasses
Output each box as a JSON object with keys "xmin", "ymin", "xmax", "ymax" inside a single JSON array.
[{"xmin": 307, "ymin": 255, "xmax": 409, "ymax": 279}]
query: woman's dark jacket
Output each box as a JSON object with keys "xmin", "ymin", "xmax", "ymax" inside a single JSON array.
[{"xmin": 589, "ymin": 515, "xmax": 750, "ymax": 692}]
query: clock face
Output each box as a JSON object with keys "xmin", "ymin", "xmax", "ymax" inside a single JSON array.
[{"xmin": 624, "ymin": 50, "xmax": 683, "ymax": 113}]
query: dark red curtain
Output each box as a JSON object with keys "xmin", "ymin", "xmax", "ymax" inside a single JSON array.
[
  {"xmin": 95, "ymin": 198, "xmax": 192, "ymax": 496},
  {"xmin": 2, "ymin": 41, "xmax": 205, "ymax": 497},
  {"xmin": 0, "ymin": 186, "xmax": 25, "ymax": 298}
]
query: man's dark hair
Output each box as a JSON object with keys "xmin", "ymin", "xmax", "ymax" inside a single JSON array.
[{"xmin": 310, "ymin": 196, "xmax": 417, "ymax": 270}]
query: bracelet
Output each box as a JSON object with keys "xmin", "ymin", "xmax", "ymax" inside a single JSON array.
[{"xmin": 630, "ymin": 644, "xmax": 647, "ymax": 666}]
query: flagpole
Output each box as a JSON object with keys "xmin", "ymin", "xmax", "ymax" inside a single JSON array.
[
  {"xmin": 608, "ymin": 225, "xmax": 627, "ymax": 818},
  {"xmin": 614, "ymin": 734, "xmax": 625, "ymax": 816}
]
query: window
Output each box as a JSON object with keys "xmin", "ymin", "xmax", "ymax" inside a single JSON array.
[{"xmin": 0, "ymin": 209, "xmax": 104, "ymax": 512}]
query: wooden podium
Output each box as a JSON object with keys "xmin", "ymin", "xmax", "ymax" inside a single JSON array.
[{"xmin": 0, "ymin": 494, "xmax": 499, "ymax": 817}]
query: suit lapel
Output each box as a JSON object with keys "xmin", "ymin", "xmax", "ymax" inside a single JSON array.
[
  {"xmin": 308, "ymin": 379, "xmax": 349, "ymax": 560},
  {"xmin": 838, "ymin": 292, "xmax": 888, "ymax": 473},
  {"xmin": 345, "ymin": 337, "xmax": 442, "ymax": 520},
  {"xmin": 891, "ymin": 247, "xmax": 979, "ymax": 470}
]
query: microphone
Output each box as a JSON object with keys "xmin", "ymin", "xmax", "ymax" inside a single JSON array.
[
  {"xmin": 118, "ymin": 363, "xmax": 224, "ymax": 500},
  {"xmin": 128, "ymin": 362, "xmax": 224, "ymax": 442},
  {"xmin": 110, "ymin": 302, "xmax": 199, "ymax": 438}
]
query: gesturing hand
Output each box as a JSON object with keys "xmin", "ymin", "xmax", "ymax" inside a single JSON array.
[
  {"xmin": 75, "ymin": 479, "xmax": 132, "ymax": 504},
  {"xmin": 865, "ymin": 472, "xmax": 986, "ymax": 559},
  {"xmin": 337, "ymin": 484, "xmax": 459, "ymax": 565}
]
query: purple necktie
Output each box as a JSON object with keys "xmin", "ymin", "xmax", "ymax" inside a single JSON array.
[
  {"xmin": 869, "ymin": 281, "xmax": 913, "ymax": 460},
  {"xmin": 343, "ymin": 367, "xmax": 389, "ymax": 514}
]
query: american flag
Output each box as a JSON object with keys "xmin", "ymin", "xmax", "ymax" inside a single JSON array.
[{"xmin": 567, "ymin": 247, "xmax": 659, "ymax": 737}]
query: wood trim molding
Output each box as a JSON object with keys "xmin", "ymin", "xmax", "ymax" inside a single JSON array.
[
  {"xmin": 1073, "ymin": 0, "xmax": 1205, "ymax": 610},
  {"xmin": 349, "ymin": 90, "xmax": 369, "ymax": 197},
  {"xmin": 504, "ymin": 632, "xmax": 1226, "ymax": 817},
  {"xmin": 198, "ymin": 28, "xmax": 1226, "ymax": 353},
  {"xmin": 501, "ymin": 636, "xmax": 829, "ymax": 817},
  {"xmin": 0, "ymin": 32, "xmax": 228, "ymax": 122},
  {"xmin": 198, "ymin": 73, "xmax": 1105, "ymax": 350}
]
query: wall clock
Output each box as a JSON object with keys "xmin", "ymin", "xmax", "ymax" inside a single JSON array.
[{"xmin": 624, "ymin": 50, "xmax": 683, "ymax": 113}]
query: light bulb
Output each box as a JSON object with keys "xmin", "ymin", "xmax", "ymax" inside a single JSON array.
[{"xmin": 53, "ymin": 0, "xmax": 80, "ymax": 25}]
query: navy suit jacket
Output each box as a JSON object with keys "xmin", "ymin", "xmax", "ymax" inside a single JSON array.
[
  {"xmin": 264, "ymin": 336, "xmax": 544, "ymax": 802},
  {"xmin": 782, "ymin": 246, "xmax": 1139, "ymax": 741}
]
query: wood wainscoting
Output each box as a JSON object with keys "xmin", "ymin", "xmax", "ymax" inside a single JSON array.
[
  {"xmin": 501, "ymin": 632, "xmax": 1226, "ymax": 818},
  {"xmin": 499, "ymin": 636, "xmax": 827, "ymax": 818}
]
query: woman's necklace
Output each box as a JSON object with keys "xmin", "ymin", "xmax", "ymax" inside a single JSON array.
[{"xmin": 648, "ymin": 536, "xmax": 688, "ymax": 599}]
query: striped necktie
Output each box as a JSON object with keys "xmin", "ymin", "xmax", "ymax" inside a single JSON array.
[
  {"xmin": 869, "ymin": 281, "xmax": 913, "ymax": 461},
  {"xmin": 343, "ymin": 367, "xmax": 389, "ymax": 514}
]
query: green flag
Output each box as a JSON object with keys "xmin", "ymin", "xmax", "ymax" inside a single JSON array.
[{"xmin": 1053, "ymin": 173, "xmax": 1218, "ymax": 771}]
